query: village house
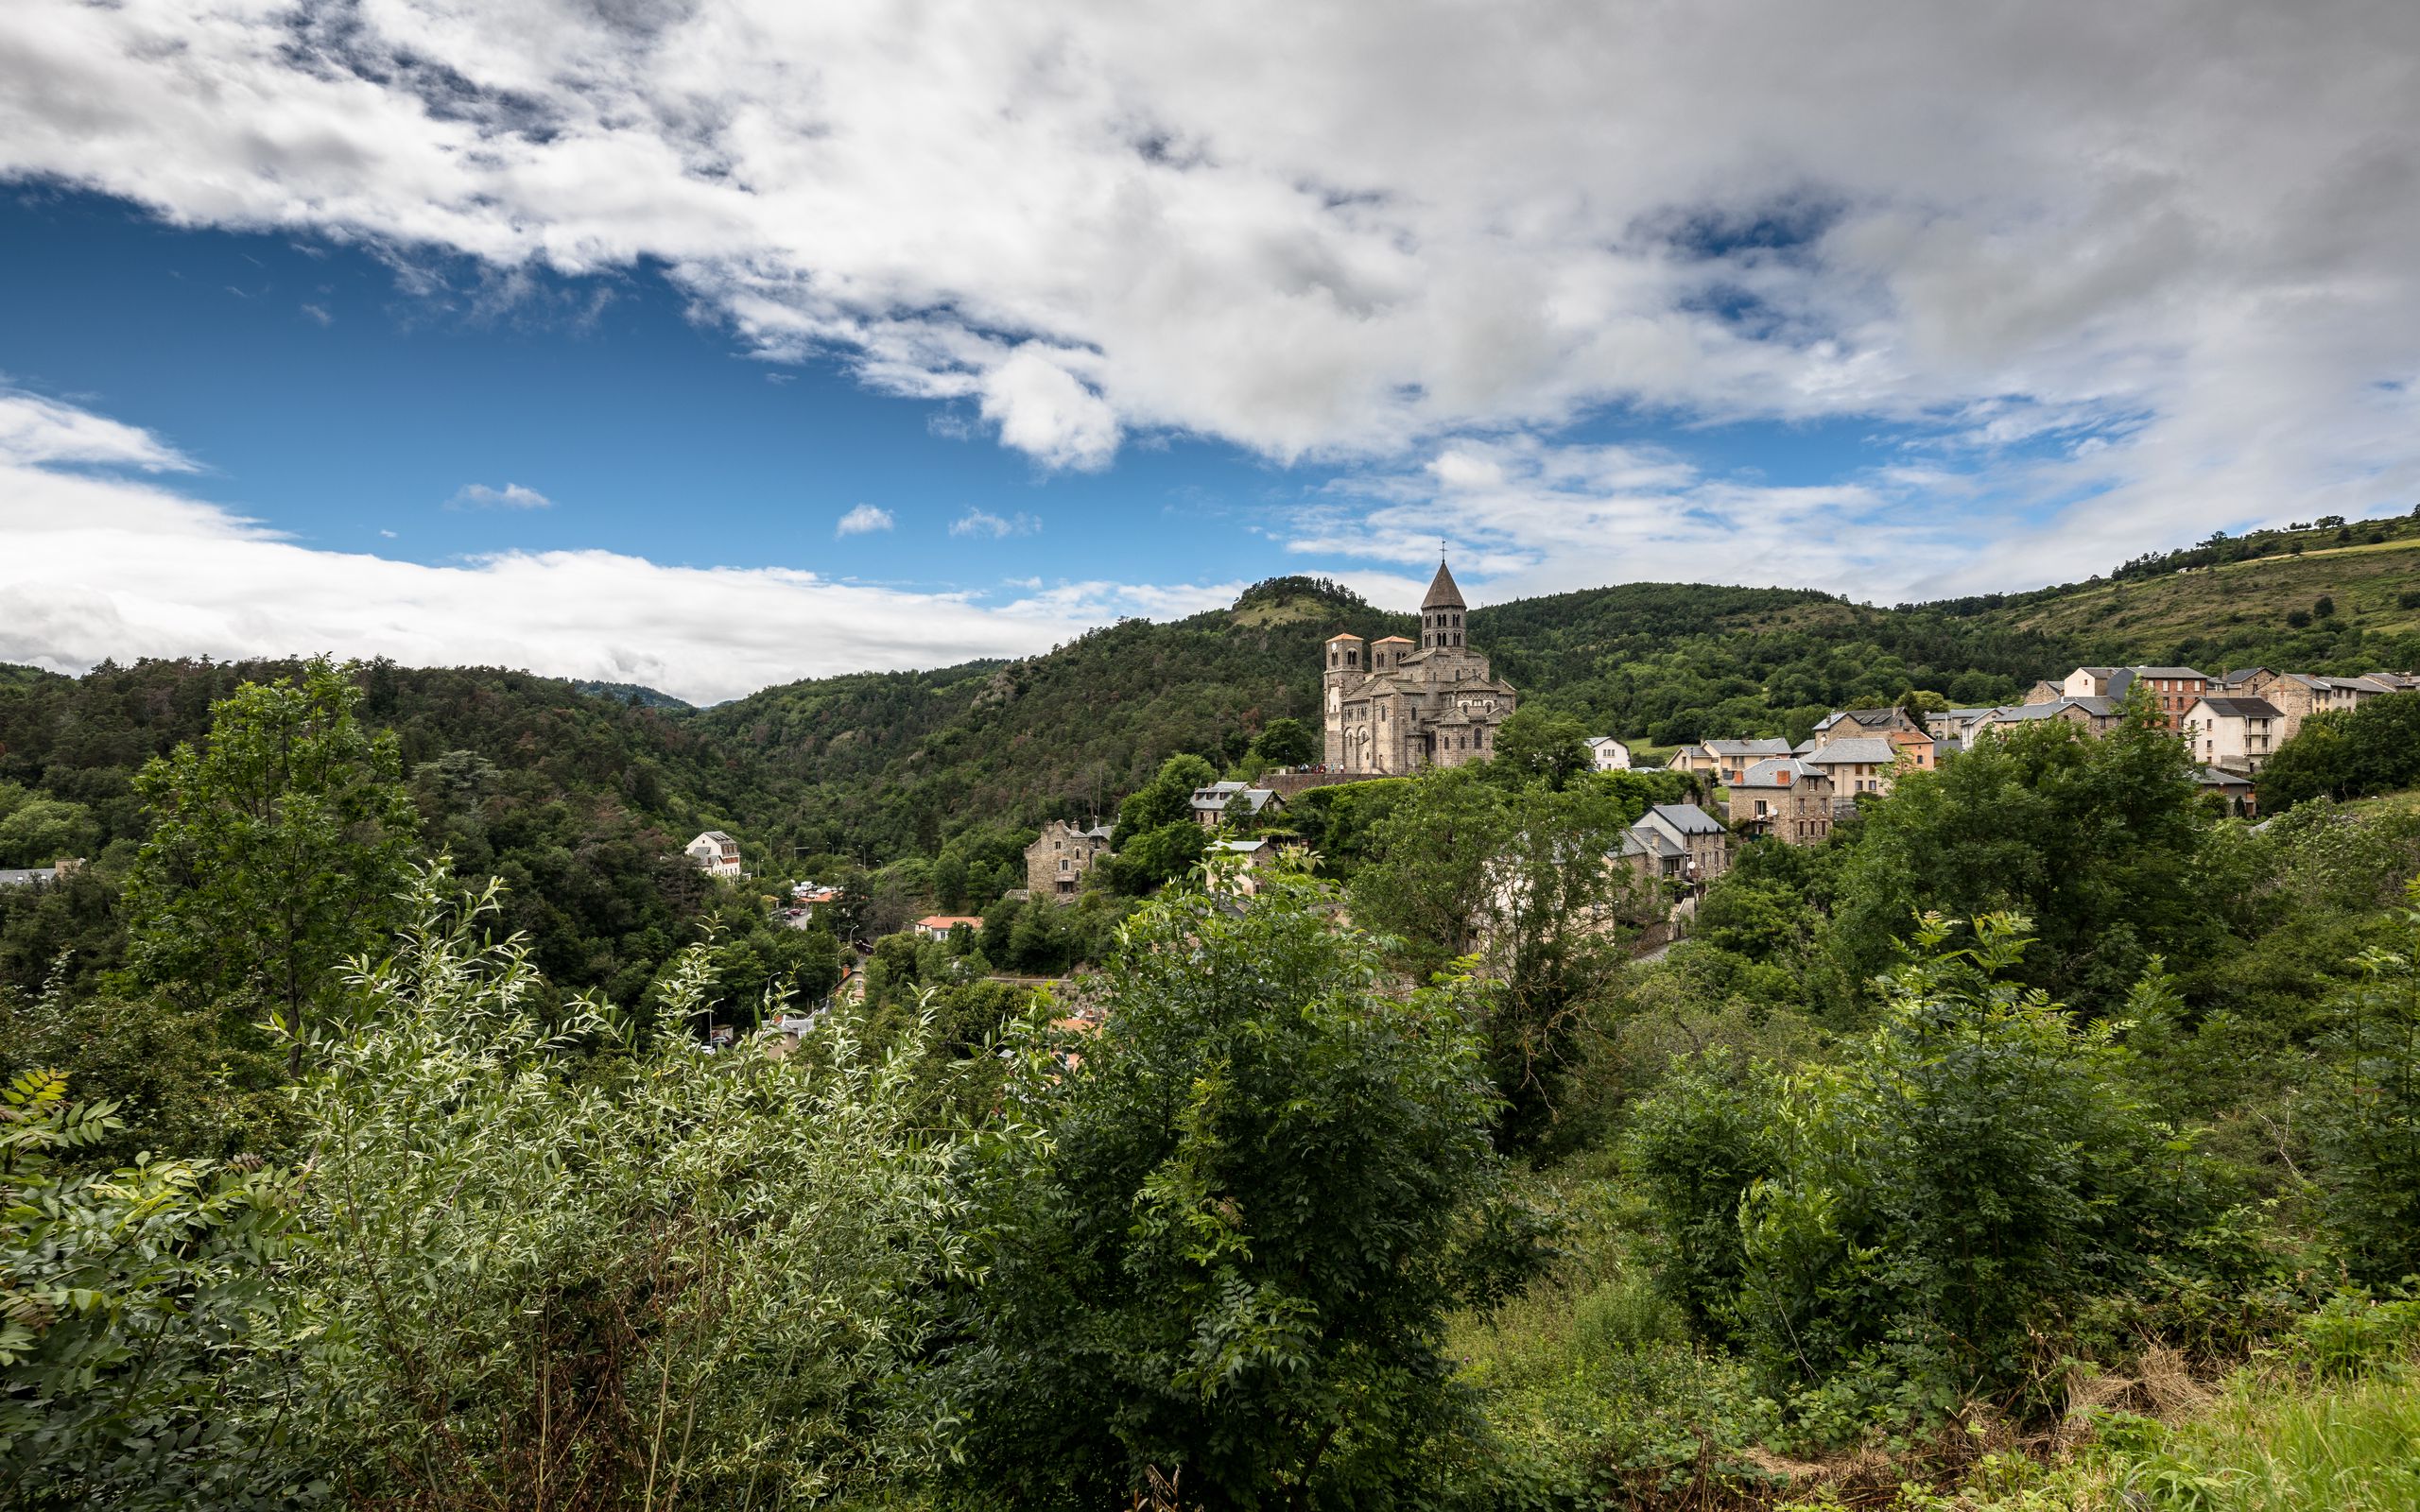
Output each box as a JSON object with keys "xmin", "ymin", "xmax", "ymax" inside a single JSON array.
[
  {"xmin": 683, "ymin": 830, "xmax": 745, "ymax": 878},
  {"xmin": 1925, "ymin": 707, "xmax": 1997, "ymax": 747},
  {"xmin": 1322, "ymin": 559, "xmax": 1518, "ymax": 773},
  {"xmin": 2241, "ymin": 670, "xmax": 2396, "ymax": 738},
  {"xmin": 2183, "ymin": 695, "xmax": 2287, "ymax": 773},
  {"xmin": 1812, "ymin": 708, "xmax": 1936, "ymax": 770},
  {"xmin": 1802, "ymin": 736, "xmax": 1902, "ymax": 798},
  {"xmin": 1585, "ymin": 735, "xmax": 1633, "ymax": 771},
  {"xmin": 2194, "ymin": 766, "xmax": 2259, "ymax": 818},
  {"xmin": 1615, "ymin": 802, "xmax": 1731, "ymax": 886},
  {"xmin": 1970, "ymin": 696, "xmax": 2124, "ymax": 742},
  {"xmin": 2059, "ymin": 666, "xmax": 2208, "ymax": 729},
  {"xmin": 1025, "ymin": 819, "xmax": 1115, "ymax": 899},
  {"xmin": 911, "ymin": 915, "xmax": 984, "ymax": 942},
  {"xmin": 1190, "ymin": 782, "xmax": 1285, "ymax": 829},
  {"xmin": 1698, "ymin": 737, "xmax": 1794, "ymax": 785},
  {"xmin": 1727, "ymin": 756, "xmax": 1838, "ymax": 846}
]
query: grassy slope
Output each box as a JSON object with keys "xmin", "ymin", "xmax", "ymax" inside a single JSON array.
[{"xmin": 1984, "ymin": 535, "xmax": 2420, "ymax": 672}]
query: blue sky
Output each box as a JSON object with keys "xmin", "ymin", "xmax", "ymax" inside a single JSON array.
[{"xmin": 2, "ymin": 2, "xmax": 2414, "ymax": 701}]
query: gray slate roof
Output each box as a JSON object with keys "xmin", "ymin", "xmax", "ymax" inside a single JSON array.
[
  {"xmin": 1737, "ymin": 756, "xmax": 1821, "ymax": 785},
  {"xmin": 1648, "ymin": 802, "xmax": 1725, "ymax": 834},
  {"xmin": 1805, "ymin": 737, "xmax": 1897, "ymax": 765},
  {"xmin": 1705, "ymin": 737, "xmax": 1794, "ymax": 757},
  {"xmin": 2194, "ymin": 696, "xmax": 2284, "ymax": 719}
]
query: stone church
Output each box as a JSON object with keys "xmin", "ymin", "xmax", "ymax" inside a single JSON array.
[{"xmin": 1322, "ymin": 559, "xmax": 1517, "ymax": 774}]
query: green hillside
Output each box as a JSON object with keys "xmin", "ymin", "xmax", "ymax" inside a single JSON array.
[{"xmin": 5, "ymin": 516, "xmax": 2415, "ymax": 911}]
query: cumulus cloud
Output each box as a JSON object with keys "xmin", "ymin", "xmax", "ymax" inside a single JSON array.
[
  {"xmin": 449, "ymin": 482, "xmax": 552, "ymax": 510},
  {"xmin": 0, "ymin": 0, "xmax": 2411, "ymax": 533},
  {"xmin": 0, "ymin": 396, "xmax": 1232, "ymax": 704},
  {"xmin": 5, "ymin": 1, "xmax": 2420, "ymax": 599},
  {"xmin": 835, "ymin": 504, "xmax": 895, "ymax": 537},
  {"xmin": 950, "ymin": 508, "xmax": 1042, "ymax": 539}
]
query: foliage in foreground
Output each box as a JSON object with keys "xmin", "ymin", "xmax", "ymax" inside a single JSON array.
[
  {"xmin": 1634, "ymin": 916, "xmax": 2236, "ymax": 1431},
  {"xmin": 284, "ymin": 868, "xmax": 973, "ymax": 1509},
  {"xmin": 0, "ymin": 1069, "xmax": 296, "ymax": 1510},
  {"xmin": 934, "ymin": 860, "xmax": 1508, "ymax": 1509}
]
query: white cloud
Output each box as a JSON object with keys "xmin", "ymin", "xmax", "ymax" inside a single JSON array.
[
  {"xmin": 0, "ymin": 0, "xmax": 2410, "ymax": 536},
  {"xmin": 1302, "ymin": 436, "xmax": 2017, "ymax": 605},
  {"xmin": 835, "ymin": 503, "xmax": 895, "ymax": 537},
  {"xmin": 449, "ymin": 482, "xmax": 552, "ymax": 510},
  {"xmin": 950, "ymin": 508, "xmax": 1041, "ymax": 539},
  {"xmin": 5, "ymin": 2, "xmax": 2420, "ymax": 605},
  {"xmin": 0, "ymin": 394, "xmax": 1230, "ymax": 704},
  {"xmin": 301, "ymin": 302, "xmax": 332, "ymax": 325},
  {"xmin": 0, "ymin": 388, "xmax": 196, "ymax": 472}
]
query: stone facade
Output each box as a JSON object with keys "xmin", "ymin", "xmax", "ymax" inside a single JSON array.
[
  {"xmin": 1727, "ymin": 757, "xmax": 1839, "ymax": 846},
  {"xmin": 1322, "ymin": 560, "xmax": 1517, "ymax": 774},
  {"xmin": 1025, "ymin": 819, "xmax": 1114, "ymax": 900}
]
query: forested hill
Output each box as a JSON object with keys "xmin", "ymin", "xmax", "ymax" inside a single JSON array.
[
  {"xmin": 703, "ymin": 514, "xmax": 2420, "ymax": 859},
  {"xmin": 5, "ymin": 514, "xmax": 2416, "ymax": 880}
]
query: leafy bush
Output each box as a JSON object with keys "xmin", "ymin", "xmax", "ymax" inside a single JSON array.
[
  {"xmin": 937, "ymin": 859, "xmax": 1503, "ymax": 1508},
  {"xmin": 2307, "ymin": 885, "xmax": 2420, "ymax": 1283},
  {"xmin": 0, "ymin": 1070, "xmax": 299, "ymax": 1510},
  {"xmin": 283, "ymin": 865, "xmax": 971, "ymax": 1508}
]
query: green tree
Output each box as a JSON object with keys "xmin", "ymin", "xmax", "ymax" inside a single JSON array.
[
  {"xmin": 0, "ymin": 786, "xmax": 97, "ymax": 868},
  {"xmin": 1734, "ymin": 917, "xmax": 2214, "ymax": 1417},
  {"xmin": 1251, "ymin": 716, "xmax": 1319, "ymax": 767},
  {"xmin": 940, "ymin": 861, "xmax": 1501, "ymax": 1508},
  {"xmin": 1478, "ymin": 780, "xmax": 1644, "ymax": 1147},
  {"xmin": 1350, "ymin": 765, "xmax": 1509, "ymax": 971},
  {"xmin": 287, "ymin": 866, "xmax": 970, "ymax": 1507},
  {"xmin": 2308, "ymin": 885, "xmax": 2420, "ymax": 1283},
  {"xmin": 1488, "ymin": 706, "xmax": 1591, "ymax": 787},
  {"xmin": 124, "ymin": 659, "xmax": 419, "ymax": 1074},
  {"xmin": 1826, "ymin": 696, "xmax": 2219, "ymax": 1013}
]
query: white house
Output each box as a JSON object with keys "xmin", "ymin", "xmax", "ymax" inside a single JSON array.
[
  {"xmin": 2183, "ymin": 696, "xmax": 2287, "ymax": 773},
  {"xmin": 1585, "ymin": 736, "xmax": 1633, "ymax": 772},
  {"xmin": 684, "ymin": 830, "xmax": 745, "ymax": 878}
]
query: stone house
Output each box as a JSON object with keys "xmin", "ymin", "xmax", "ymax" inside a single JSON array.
[
  {"xmin": 1703, "ymin": 737, "xmax": 1795, "ymax": 785},
  {"xmin": 1026, "ymin": 819, "xmax": 1115, "ymax": 900},
  {"xmin": 1802, "ymin": 735, "xmax": 1902, "ymax": 798},
  {"xmin": 2061, "ymin": 666, "xmax": 2207, "ymax": 729},
  {"xmin": 1622, "ymin": 802, "xmax": 1730, "ymax": 885},
  {"xmin": 2243, "ymin": 671, "xmax": 2395, "ymax": 740},
  {"xmin": 1727, "ymin": 756, "xmax": 1838, "ymax": 846},
  {"xmin": 1190, "ymin": 782, "xmax": 1285, "ymax": 829}
]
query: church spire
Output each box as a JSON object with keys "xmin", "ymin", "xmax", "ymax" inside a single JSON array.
[
  {"xmin": 1420, "ymin": 557, "xmax": 1465, "ymax": 611},
  {"xmin": 1420, "ymin": 558, "xmax": 1466, "ymax": 651}
]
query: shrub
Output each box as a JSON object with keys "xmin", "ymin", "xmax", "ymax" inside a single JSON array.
[
  {"xmin": 2307, "ymin": 885, "xmax": 2420, "ymax": 1283},
  {"xmin": 938, "ymin": 859, "xmax": 1503, "ymax": 1508},
  {"xmin": 0, "ymin": 1070, "xmax": 298, "ymax": 1510},
  {"xmin": 284, "ymin": 865, "xmax": 971, "ymax": 1508}
]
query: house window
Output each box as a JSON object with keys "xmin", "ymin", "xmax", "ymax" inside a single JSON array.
[{"xmin": 1059, "ymin": 860, "xmax": 1070, "ymax": 872}]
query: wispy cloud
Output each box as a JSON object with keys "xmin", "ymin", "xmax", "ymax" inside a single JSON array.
[
  {"xmin": 448, "ymin": 482, "xmax": 552, "ymax": 510},
  {"xmin": 835, "ymin": 503, "xmax": 895, "ymax": 537},
  {"xmin": 950, "ymin": 508, "xmax": 1041, "ymax": 539},
  {"xmin": 301, "ymin": 302, "xmax": 332, "ymax": 326},
  {"xmin": 0, "ymin": 388, "xmax": 196, "ymax": 472}
]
